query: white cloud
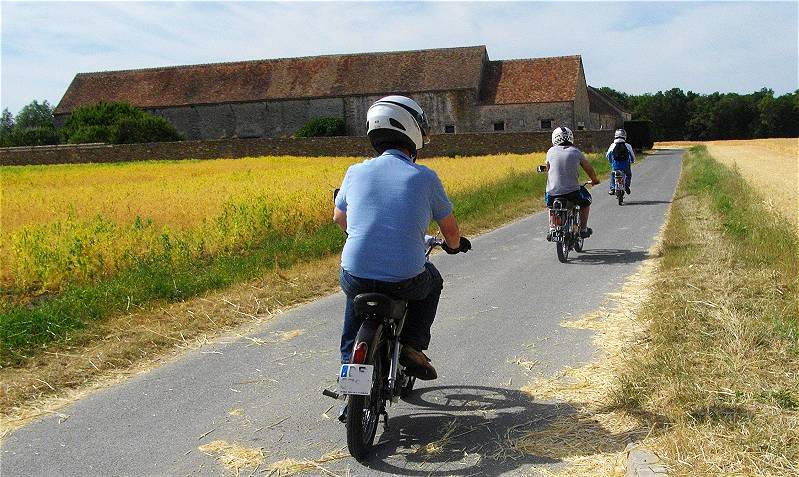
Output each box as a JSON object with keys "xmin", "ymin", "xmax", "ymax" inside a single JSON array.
[{"xmin": 1, "ymin": 1, "xmax": 796, "ymax": 114}]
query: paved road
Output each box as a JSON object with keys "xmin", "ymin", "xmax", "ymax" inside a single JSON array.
[{"xmin": 2, "ymin": 150, "xmax": 682, "ymax": 477}]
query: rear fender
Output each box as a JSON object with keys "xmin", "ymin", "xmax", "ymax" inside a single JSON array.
[{"xmin": 352, "ymin": 318, "xmax": 384, "ymax": 364}]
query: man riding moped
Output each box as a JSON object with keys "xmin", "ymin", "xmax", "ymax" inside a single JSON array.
[
  {"xmin": 544, "ymin": 126, "xmax": 601, "ymax": 240},
  {"xmin": 333, "ymin": 96, "xmax": 471, "ymax": 391}
]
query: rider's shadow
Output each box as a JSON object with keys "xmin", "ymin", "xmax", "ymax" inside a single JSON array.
[
  {"xmin": 361, "ymin": 385, "xmax": 647, "ymax": 476},
  {"xmin": 571, "ymin": 249, "xmax": 650, "ymax": 265}
]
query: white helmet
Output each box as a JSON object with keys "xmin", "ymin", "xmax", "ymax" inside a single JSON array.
[
  {"xmin": 366, "ymin": 95, "xmax": 430, "ymax": 159},
  {"xmin": 551, "ymin": 126, "xmax": 574, "ymax": 146},
  {"xmin": 614, "ymin": 129, "xmax": 627, "ymax": 142}
]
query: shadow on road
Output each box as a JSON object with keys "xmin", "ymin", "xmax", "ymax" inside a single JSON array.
[
  {"xmin": 621, "ymin": 200, "xmax": 672, "ymax": 206},
  {"xmin": 357, "ymin": 385, "xmax": 641, "ymax": 476},
  {"xmin": 570, "ymin": 249, "xmax": 649, "ymax": 265}
]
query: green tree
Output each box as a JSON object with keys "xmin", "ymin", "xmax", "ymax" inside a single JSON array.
[
  {"xmin": 0, "ymin": 100, "xmax": 60, "ymax": 147},
  {"xmin": 15, "ymin": 100, "xmax": 55, "ymax": 129}
]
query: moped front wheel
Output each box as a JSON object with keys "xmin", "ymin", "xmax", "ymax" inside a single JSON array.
[
  {"xmin": 574, "ymin": 236, "xmax": 584, "ymax": 252},
  {"xmin": 346, "ymin": 337, "xmax": 385, "ymax": 461},
  {"xmin": 557, "ymin": 241, "xmax": 569, "ymax": 263},
  {"xmin": 400, "ymin": 375, "xmax": 416, "ymax": 399}
]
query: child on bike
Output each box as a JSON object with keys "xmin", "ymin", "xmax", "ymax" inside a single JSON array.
[{"xmin": 607, "ymin": 129, "xmax": 635, "ymax": 195}]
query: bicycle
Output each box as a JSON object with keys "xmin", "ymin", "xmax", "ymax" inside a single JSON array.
[
  {"xmin": 611, "ymin": 170, "xmax": 626, "ymax": 206},
  {"xmin": 546, "ymin": 181, "xmax": 592, "ymax": 263},
  {"xmin": 323, "ymin": 236, "xmax": 449, "ymax": 461}
]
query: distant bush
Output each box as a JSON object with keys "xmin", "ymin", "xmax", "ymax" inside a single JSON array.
[
  {"xmin": 624, "ymin": 120, "xmax": 654, "ymax": 150},
  {"xmin": 295, "ymin": 117, "xmax": 346, "ymax": 137},
  {"xmin": 2, "ymin": 127, "xmax": 62, "ymax": 147},
  {"xmin": 0, "ymin": 100, "xmax": 60, "ymax": 147},
  {"xmin": 61, "ymin": 101, "xmax": 183, "ymax": 144},
  {"xmin": 114, "ymin": 116, "xmax": 184, "ymax": 144}
]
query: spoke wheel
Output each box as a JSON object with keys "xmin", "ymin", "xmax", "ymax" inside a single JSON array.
[
  {"xmin": 557, "ymin": 240, "xmax": 569, "ymax": 262},
  {"xmin": 346, "ymin": 339, "xmax": 385, "ymax": 461}
]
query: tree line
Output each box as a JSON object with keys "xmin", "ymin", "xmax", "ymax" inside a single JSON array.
[{"xmin": 599, "ymin": 87, "xmax": 799, "ymax": 141}]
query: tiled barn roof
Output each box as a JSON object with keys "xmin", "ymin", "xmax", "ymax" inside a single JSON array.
[
  {"xmin": 480, "ymin": 56, "xmax": 583, "ymax": 105},
  {"xmin": 587, "ymin": 85, "xmax": 629, "ymax": 115},
  {"xmin": 55, "ymin": 46, "xmax": 488, "ymax": 114}
]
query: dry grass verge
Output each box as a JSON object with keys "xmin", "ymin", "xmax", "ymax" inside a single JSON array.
[
  {"xmin": 613, "ymin": 147, "xmax": 798, "ymax": 475},
  {"xmin": 515, "ymin": 245, "xmax": 664, "ymax": 476}
]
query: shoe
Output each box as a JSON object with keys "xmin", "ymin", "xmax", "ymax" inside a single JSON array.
[
  {"xmin": 608, "ymin": 190, "xmax": 615, "ymax": 195},
  {"xmin": 400, "ymin": 345, "xmax": 438, "ymax": 380},
  {"xmin": 625, "ymin": 186, "xmax": 631, "ymax": 195},
  {"xmin": 337, "ymin": 403, "xmax": 347, "ymax": 423},
  {"xmin": 579, "ymin": 227, "xmax": 593, "ymax": 238},
  {"xmin": 546, "ymin": 230, "xmax": 553, "ymax": 242}
]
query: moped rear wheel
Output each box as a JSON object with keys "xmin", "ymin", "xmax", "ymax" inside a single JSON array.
[{"xmin": 346, "ymin": 337, "xmax": 385, "ymax": 461}]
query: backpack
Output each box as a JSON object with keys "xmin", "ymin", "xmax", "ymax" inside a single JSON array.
[{"xmin": 612, "ymin": 142, "xmax": 629, "ymax": 163}]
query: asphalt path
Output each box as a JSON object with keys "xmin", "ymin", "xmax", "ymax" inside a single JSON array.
[{"xmin": 2, "ymin": 149, "xmax": 682, "ymax": 477}]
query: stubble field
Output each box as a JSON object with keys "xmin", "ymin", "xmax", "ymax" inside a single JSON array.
[{"xmin": 656, "ymin": 138, "xmax": 798, "ymax": 229}]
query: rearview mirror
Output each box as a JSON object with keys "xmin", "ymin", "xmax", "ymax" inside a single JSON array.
[{"xmin": 536, "ymin": 165, "xmax": 547, "ymax": 173}]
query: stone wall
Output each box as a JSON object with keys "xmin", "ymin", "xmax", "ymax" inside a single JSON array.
[
  {"xmin": 0, "ymin": 130, "xmax": 614, "ymax": 166},
  {"xmin": 151, "ymin": 97, "xmax": 345, "ymax": 140}
]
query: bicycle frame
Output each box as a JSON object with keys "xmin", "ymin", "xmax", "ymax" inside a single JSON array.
[{"xmin": 612, "ymin": 170, "xmax": 626, "ymax": 191}]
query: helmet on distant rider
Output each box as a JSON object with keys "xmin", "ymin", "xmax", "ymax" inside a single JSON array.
[
  {"xmin": 614, "ymin": 129, "xmax": 627, "ymax": 143},
  {"xmin": 551, "ymin": 126, "xmax": 574, "ymax": 146},
  {"xmin": 366, "ymin": 95, "xmax": 430, "ymax": 160}
]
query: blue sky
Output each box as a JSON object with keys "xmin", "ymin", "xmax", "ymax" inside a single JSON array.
[{"xmin": 1, "ymin": 1, "xmax": 797, "ymax": 115}]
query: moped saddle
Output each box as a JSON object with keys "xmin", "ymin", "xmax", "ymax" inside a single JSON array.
[
  {"xmin": 551, "ymin": 198, "xmax": 577, "ymax": 210},
  {"xmin": 353, "ymin": 293, "xmax": 407, "ymax": 321}
]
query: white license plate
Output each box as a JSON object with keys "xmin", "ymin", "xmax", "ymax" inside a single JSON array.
[{"xmin": 338, "ymin": 364, "xmax": 374, "ymax": 396}]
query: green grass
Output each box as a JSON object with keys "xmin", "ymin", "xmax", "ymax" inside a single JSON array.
[
  {"xmin": 612, "ymin": 146, "xmax": 798, "ymax": 475},
  {"xmin": 0, "ymin": 153, "xmax": 611, "ymax": 365}
]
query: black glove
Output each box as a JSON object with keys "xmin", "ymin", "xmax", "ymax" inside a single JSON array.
[{"xmin": 442, "ymin": 237, "xmax": 472, "ymax": 254}]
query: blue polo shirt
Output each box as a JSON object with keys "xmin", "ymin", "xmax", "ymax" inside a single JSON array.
[{"xmin": 335, "ymin": 149, "xmax": 453, "ymax": 282}]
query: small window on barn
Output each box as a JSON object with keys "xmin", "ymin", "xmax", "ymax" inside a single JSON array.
[
  {"xmin": 540, "ymin": 119, "xmax": 552, "ymax": 130},
  {"xmin": 577, "ymin": 121, "xmax": 585, "ymax": 130},
  {"xmin": 444, "ymin": 125, "xmax": 455, "ymax": 134},
  {"xmin": 493, "ymin": 121, "xmax": 505, "ymax": 131}
]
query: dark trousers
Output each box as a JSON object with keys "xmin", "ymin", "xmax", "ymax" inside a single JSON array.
[{"xmin": 339, "ymin": 262, "xmax": 443, "ymax": 363}]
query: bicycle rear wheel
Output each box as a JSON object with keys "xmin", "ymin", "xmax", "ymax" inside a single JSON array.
[{"xmin": 346, "ymin": 335, "xmax": 385, "ymax": 460}]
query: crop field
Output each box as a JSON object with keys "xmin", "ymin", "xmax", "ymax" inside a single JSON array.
[
  {"xmin": 2, "ymin": 152, "xmax": 583, "ymax": 362},
  {"xmin": 1, "ymin": 153, "xmax": 542, "ymax": 295},
  {"xmin": 657, "ymin": 138, "xmax": 798, "ymax": 229}
]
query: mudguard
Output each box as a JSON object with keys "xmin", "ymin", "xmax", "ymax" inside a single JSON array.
[{"xmin": 352, "ymin": 319, "xmax": 384, "ymax": 364}]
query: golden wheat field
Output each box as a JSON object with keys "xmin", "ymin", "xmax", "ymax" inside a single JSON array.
[
  {"xmin": 0, "ymin": 154, "xmax": 542, "ymax": 292},
  {"xmin": 656, "ymin": 138, "xmax": 799, "ymax": 229}
]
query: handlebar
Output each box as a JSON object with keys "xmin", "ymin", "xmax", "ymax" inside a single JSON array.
[{"xmin": 424, "ymin": 235, "xmax": 444, "ymax": 258}]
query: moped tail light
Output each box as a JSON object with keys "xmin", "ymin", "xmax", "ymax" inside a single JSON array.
[
  {"xmin": 352, "ymin": 342, "xmax": 368, "ymax": 364},
  {"xmin": 553, "ymin": 215, "xmax": 562, "ymax": 226}
]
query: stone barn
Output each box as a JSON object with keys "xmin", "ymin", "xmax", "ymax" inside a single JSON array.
[{"xmin": 54, "ymin": 46, "xmax": 628, "ymax": 140}]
